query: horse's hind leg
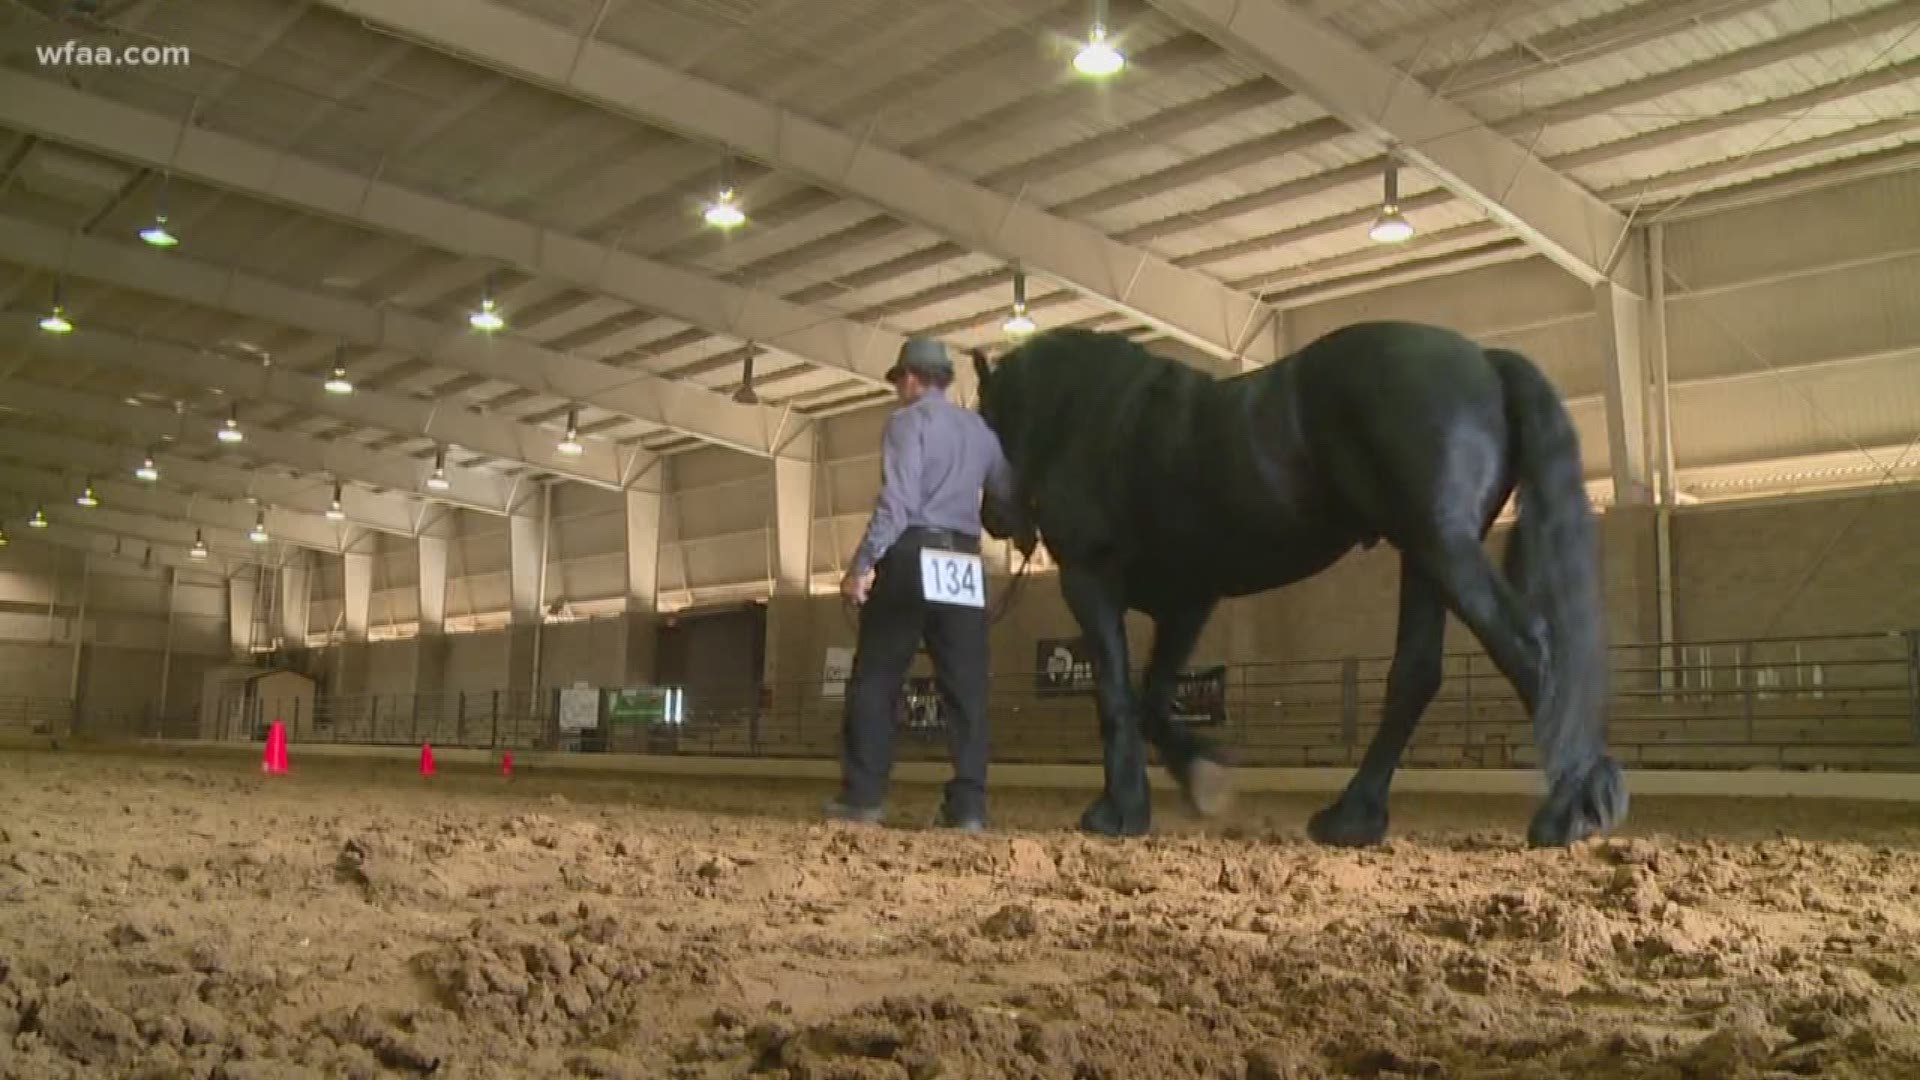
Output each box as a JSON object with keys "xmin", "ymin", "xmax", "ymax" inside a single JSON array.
[
  {"xmin": 1139, "ymin": 597, "xmax": 1232, "ymax": 817},
  {"xmin": 1060, "ymin": 564, "xmax": 1151, "ymax": 837},
  {"xmin": 1308, "ymin": 552, "xmax": 1446, "ymax": 847}
]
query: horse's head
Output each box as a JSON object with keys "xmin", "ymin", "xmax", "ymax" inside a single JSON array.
[{"xmin": 970, "ymin": 346, "xmax": 1039, "ymax": 557}]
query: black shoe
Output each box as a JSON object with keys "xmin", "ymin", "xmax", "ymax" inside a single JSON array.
[
  {"xmin": 823, "ymin": 797, "xmax": 884, "ymax": 824},
  {"xmin": 934, "ymin": 804, "xmax": 986, "ymax": 833}
]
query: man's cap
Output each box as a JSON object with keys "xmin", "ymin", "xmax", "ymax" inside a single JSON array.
[{"xmin": 885, "ymin": 336, "xmax": 953, "ymax": 384}]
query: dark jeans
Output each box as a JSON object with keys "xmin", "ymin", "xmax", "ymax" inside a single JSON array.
[{"xmin": 839, "ymin": 529, "xmax": 991, "ymax": 816}]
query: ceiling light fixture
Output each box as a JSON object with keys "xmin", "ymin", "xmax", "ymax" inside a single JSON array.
[
  {"xmin": 248, "ymin": 510, "xmax": 269, "ymax": 544},
  {"xmin": 324, "ymin": 343, "xmax": 354, "ymax": 394},
  {"xmin": 469, "ymin": 273, "xmax": 504, "ymax": 332},
  {"xmin": 703, "ymin": 155, "xmax": 746, "ymax": 229},
  {"xmin": 557, "ymin": 407, "xmax": 584, "ymax": 457},
  {"xmin": 427, "ymin": 447, "xmax": 451, "ymax": 491},
  {"xmin": 139, "ymin": 172, "xmax": 179, "ymax": 247},
  {"xmin": 217, "ymin": 404, "xmax": 244, "ymax": 444},
  {"xmin": 1073, "ymin": 4, "xmax": 1124, "ymax": 77},
  {"xmin": 40, "ymin": 283, "xmax": 72, "ymax": 333},
  {"xmin": 135, "ymin": 455, "xmax": 160, "ymax": 482},
  {"xmin": 75, "ymin": 480, "xmax": 99, "ymax": 508},
  {"xmin": 704, "ymin": 187, "xmax": 745, "ymax": 229},
  {"xmin": 1367, "ymin": 159, "xmax": 1415, "ymax": 244},
  {"xmin": 139, "ymin": 215, "xmax": 178, "ymax": 248},
  {"xmin": 733, "ymin": 348, "xmax": 760, "ymax": 405},
  {"xmin": 29, "ymin": 508, "xmax": 49, "ymax": 529},
  {"xmin": 326, "ymin": 484, "xmax": 346, "ymax": 522},
  {"xmin": 1003, "ymin": 269, "xmax": 1037, "ymax": 338},
  {"xmin": 190, "ymin": 529, "xmax": 208, "ymax": 559}
]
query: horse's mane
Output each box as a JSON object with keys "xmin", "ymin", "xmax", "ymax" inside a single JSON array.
[
  {"xmin": 990, "ymin": 328, "xmax": 1210, "ymax": 454},
  {"xmin": 985, "ymin": 328, "xmax": 1218, "ymax": 558}
]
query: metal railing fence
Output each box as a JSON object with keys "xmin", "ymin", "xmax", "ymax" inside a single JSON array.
[{"xmin": 11, "ymin": 630, "xmax": 1918, "ymax": 774}]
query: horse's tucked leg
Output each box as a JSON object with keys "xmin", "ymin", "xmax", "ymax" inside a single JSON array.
[
  {"xmin": 1308, "ymin": 555, "xmax": 1445, "ymax": 847},
  {"xmin": 1501, "ymin": 519, "xmax": 1626, "ymax": 847},
  {"xmin": 1411, "ymin": 536, "xmax": 1546, "ymax": 714},
  {"xmin": 1415, "ymin": 536, "xmax": 1623, "ymax": 845},
  {"xmin": 1060, "ymin": 565, "xmax": 1151, "ymax": 837},
  {"xmin": 1139, "ymin": 598, "xmax": 1232, "ymax": 817}
]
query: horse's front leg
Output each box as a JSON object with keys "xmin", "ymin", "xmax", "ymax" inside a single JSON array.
[
  {"xmin": 1139, "ymin": 597, "xmax": 1233, "ymax": 817},
  {"xmin": 1060, "ymin": 564, "xmax": 1150, "ymax": 837}
]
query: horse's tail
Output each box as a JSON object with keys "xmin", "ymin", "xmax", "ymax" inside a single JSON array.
[{"xmin": 1485, "ymin": 347, "xmax": 1609, "ymax": 784}]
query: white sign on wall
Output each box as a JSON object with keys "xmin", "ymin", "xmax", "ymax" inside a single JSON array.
[
  {"xmin": 822, "ymin": 647, "xmax": 855, "ymax": 698},
  {"xmin": 558, "ymin": 684, "xmax": 600, "ymax": 732}
]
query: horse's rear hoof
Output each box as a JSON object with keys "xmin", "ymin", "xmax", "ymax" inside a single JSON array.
[
  {"xmin": 1182, "ymin": 757, "xmax": 1234, "ymax": 818},
  {"xmin": 1079, "ymin": 794, "xmax": 1150, "ymax": 838},
  {"xmin": 1528, "ymin": 756, "xmax": 1628, "ymax": 848},
  {"xmin": 1307, "ymin": 797, "xmax": 1387, "ymax": 848}
]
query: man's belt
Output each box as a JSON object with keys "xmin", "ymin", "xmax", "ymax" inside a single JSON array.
[{"xmin": 905, "ymin": 526, "xmax": 980, "ymax": 553}]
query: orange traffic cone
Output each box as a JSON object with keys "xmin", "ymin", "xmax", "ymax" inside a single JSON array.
[
  {"xmin": 418, "ymin": 742, "xmax": 436, "ymax": 777},
  {"xmin": 262, "ymin": 720, "xmax": 288, "ymax": 775},
  {"xmin": 500, "ymin": 750, "xmax": 513, "ymax": 777}
]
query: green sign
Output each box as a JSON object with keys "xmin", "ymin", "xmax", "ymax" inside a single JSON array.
[{"xmin": 604, "ymin": 687, "xmax": 680, "ymax": 726}]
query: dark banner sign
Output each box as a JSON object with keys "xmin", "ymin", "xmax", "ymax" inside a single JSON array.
[
  {"xmin": 1170, "ymin": 665, "xmax": 1227, "ymax": 727},
  {"xmin": 897, "ymin": 675, "xmax": 946, "ymax": 739},
  {"xmin": 1036, "ymin": 637, "xmax": 1097, "ymax": 696}
]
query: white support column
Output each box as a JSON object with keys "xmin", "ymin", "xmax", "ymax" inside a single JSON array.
[
  {"xmin": 507, "ymin": 511, "xmax": 546, "ymax": 625},
  {"xmin": 1648, "ymin": 223, "xmax": 1678, "ymax": 689},
  {"xmin": 1594, "ymin": 268, "xmax": 1655, "ymax": 508},
  {"xmin": 417, "ymin": 535, "xmax": 449, "ymax": 636},
  {"xmin": 227, "ymin": 569, "xmax": 259, "ymax": 660},
  {"xmin": 277, "ymin": 553, "xmax": 311, "ymax": 648},
  {"xmin": 1593, "ymin": 232, "xmax": 1662, "ymax": 689},
  {"xmin": 505, "ymin": 500, "xmax": 549, "ymax": 704},
  {"xmin": 415, "ymin": 533, "xmax": 452, "ymax": 704},
  {"xmin": 341, "ymin": 551, "xmax": 373, "ymax": 643},
  {"xmin": 764, "ymin": 431, "xmax": 818, "ymax": 714},
  {"xmin": 621, "ymin": 468, "xmax": 664, "ymax": 684}
]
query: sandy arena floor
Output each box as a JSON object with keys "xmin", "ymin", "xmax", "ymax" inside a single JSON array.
[{"xmin": 2, "ymin": 748, "xmax": 1919, "ymax": 1079}]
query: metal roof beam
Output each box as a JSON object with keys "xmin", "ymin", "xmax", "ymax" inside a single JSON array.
[
  {"xmin": 0, "ymin": 377, "xmax": 528, "ymax": 518},
  {"xmin": 0, "ymin": 320, "xmax": 643, "ymax": 492},
  {"xmin": 2, "ymin": 524, "xmax": 248, "ymax": 579},
  {"xmin": 0, "ymin": 69, "xmax": 903, "ymax": 392},
  {"xmin": 0, "ymin": 422, "xmax": 449, "ymax": 540},
  {"xmin": 1149, "ymin": 0, "xmax": 1643, "ymax": 293},
  {"xmin": 0, "ymin": 461, "xmax": 374, "ymax": 557},
  {"xmin": 311, "ymin": 0, "xmax": 1278, "ymax": 371},
  {"xmin": 0, "ymin": 215, "xmax": 809, "ymax": 461}
]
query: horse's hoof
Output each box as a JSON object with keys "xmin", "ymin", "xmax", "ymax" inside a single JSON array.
[
  {"xmin": 1079, "ymin": 795, "xmax": 1150, "ymax": 838},
  {"xmin": 1181, "ymin": 756, "xmax": 1234, "ymax": 818},
  {"xmin": 1307, "ymin": 797, "xmax": 1387, "ymax": 848},
  {"xmin": 1528, "ymin": 756, "xmax": 1628, "ymax": 848}
]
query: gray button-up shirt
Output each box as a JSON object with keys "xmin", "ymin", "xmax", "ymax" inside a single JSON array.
[{"xmin": 851, "ymin": 388, "xmax": 1014, "ymax": 576}]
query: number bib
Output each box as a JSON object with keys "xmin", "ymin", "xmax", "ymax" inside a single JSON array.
[{"xmin": 919, "ymin": 548, "xmax": 985, "ymax": 608}]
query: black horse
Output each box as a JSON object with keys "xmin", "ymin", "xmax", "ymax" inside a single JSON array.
[{"xmin": 971, "ymin": 322, "xmax": 1627, "ymax": 848}]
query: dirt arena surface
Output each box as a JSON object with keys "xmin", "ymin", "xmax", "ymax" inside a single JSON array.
[{"xmin": 3, "ymin": 748, "xmax": 1919, "ymax": 1079}]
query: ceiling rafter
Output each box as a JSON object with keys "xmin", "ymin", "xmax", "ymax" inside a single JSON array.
[
  {"xmin": 310, "ymin": 0, "xmax": 1279, "ymax": 373},
  {"xmin": 0, "ymin": 214, "xmax": 811, "ymax": 461},
  {"xmin": 0, "ymin": 460, "xmax": 371, "ymax": 557},
  {"xmin": 0, "ymin": 320, "xmax": 628, "ymax": 497},
  {"xmin": 0, "ymin": 70, "xmax": 913, "ymax": 394},
  {"xmin": 1147, "ymin": 0, "xmax": 1642, "ymax": 292},
  {"xmin": 0, "ymin": 377, "xmax": 531, "ymax": 518},
  {"xmin": 0, "ymin": 422, "xmax": 446, "ymax": 540}
]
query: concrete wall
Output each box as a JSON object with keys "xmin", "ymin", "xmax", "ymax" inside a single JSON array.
[{"xmin": 0, "ymin": 541, "xmax": 231, "ymax": 734}]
